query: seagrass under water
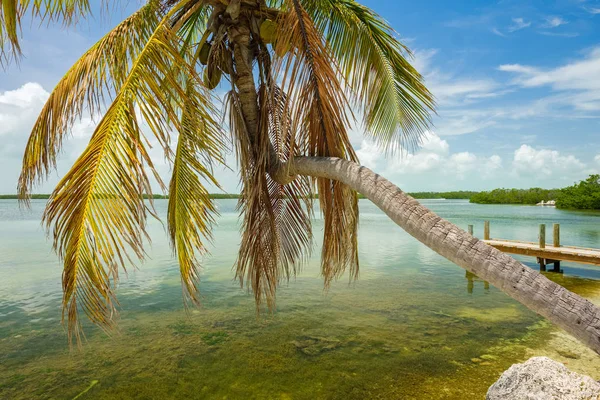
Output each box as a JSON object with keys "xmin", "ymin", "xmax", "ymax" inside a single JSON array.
[{"xmin": 1, "ymin": 199, "xmax": 600, "ymax": 399}]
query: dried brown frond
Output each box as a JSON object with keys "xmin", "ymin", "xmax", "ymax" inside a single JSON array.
[
  {"xmin": 273, "ymin": 0, "xmax": 359, "ymax": 285},
  {"xmin": 228, "ymin": 79, "xmax": 313, "ymax": 310}
]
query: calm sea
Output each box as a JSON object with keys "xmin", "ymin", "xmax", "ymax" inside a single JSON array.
[{"xmin": 1, "ymin": 199, "xmax": 600, "ymax": 399}]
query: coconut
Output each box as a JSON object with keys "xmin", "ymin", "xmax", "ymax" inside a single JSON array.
[
  {"xmin": 203, "ymin": 68, "xmax": 222, "ymax": 90},
  {"xmin": 199, "ymin": 43, "xmax": 211, "ymax": 65},
  {"xmin": 260, "ymin": 20, "xmax": 278, "ymax": 43}
]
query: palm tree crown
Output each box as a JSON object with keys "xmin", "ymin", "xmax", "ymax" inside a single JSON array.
[{"xmin": 3, "ymin": 0, "xmax": 434, "ymax": 343}]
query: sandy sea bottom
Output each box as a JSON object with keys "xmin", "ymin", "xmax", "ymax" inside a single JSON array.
[{"xmin": 1, "ymin": 199, "xmax": 600, "ymax": 399}]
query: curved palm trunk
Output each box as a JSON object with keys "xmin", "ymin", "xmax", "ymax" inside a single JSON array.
[
  {"xmin": 289, "ymin": 156, "xmax": 600, "ymax": 355},
  {"xmin": 227, "ymin": 22, "xmax": 600, "ymax": 355}
]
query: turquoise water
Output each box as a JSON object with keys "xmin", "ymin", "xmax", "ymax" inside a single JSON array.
[{"xmin": 1, "ymin": 199, "xmax": 600, "ymax": 399}]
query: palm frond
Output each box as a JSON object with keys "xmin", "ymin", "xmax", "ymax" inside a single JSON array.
[
  {"xmin": 302, "ymin": 0, "xmax": 435, "ymax": 152},
  {"xmin": 42, "ymin": 8, "xmax": 198, "ymax": 344},
  {"xmin": 167, "ymin": 77, "xmax": 224, "ymax": 306},
  {"xmin": 273, "ymin": 0, "xmax": 359, "ymax": 285},
  {"xmin": 0, "ymin": 0, "xmax": 91, "ymax": 63},
  {"xmin": 18, "ymin": 0, "xmax": 163, "ymax": 201},
  {"xmin": 229, "ymin": 81, "xmax": 313, "ymax": 310}
]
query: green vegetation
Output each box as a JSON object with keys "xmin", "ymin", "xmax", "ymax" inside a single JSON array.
[
  {"xmin": 408, "ymin": 191, "xmax": 478, "ymax": 199},
  {"xmin": 470, "ymin": 188, "xmax": 561, "ymax": 205},
  {"xmin": 556, "ymin": 175, "xmax": 600, "ymax": 210},
  {"xmin": 470, "ymin": 175, "xmax": 600, "ymax": 210}
]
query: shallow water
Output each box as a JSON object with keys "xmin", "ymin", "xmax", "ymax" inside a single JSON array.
[{"xmin": 1, "ymin": 199, "xmax": 600, "ymax": 399}]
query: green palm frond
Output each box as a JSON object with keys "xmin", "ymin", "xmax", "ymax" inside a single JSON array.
[
  {"xmin": 0, "ymin": 0, "xmax": 91, "ymax": 63},
  {"xmin": 43, "ymin": 6, "xmax": 201, "ymax": 344},
  {"xmin": 302, "ymin": 0, "xmax": 435, "ymax": 151},
  {"xmin": 168, "ymin": 77, "xmax": 224, "ymax": 306},
  {"xmin": 274, "ymin": 0, "xmax": 359, "ymax": 285},
  {"xmin": 172, "ymin": 0, "xmax": 209, "ymax": 49},
  {"xmin": 18, "ymin": 0, "xmax": 164, "ymax": 201}
]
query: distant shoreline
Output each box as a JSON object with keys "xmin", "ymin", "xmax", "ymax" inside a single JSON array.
[{"xmin": 0, "ymin": 191, "xmax": 478, "ymax": 200}]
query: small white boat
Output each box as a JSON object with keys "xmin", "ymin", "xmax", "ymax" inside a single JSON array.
[{"xmin": 536, "ymin": 200, "xmax": 556, "ymax": 207}]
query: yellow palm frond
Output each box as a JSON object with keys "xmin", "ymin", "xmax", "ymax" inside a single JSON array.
[
  {"xmin": 18, "ymin": 0, "xmax": 163, "ymax": 201},
  {"xmin": 44, "ymin": 95, "xmax": 153, "ymax": 344},
  {"xmin": 0, "ymin": 0, "xmax": 91, "ymax": 63},
  {"xmin": 274, "ymin": 0, "xmax": 359, "ymax": 285},
  {"xmin": 42, "ymin": 6, "xmax": 200, "ymax": 344},
  {"xmin": 302, "ymin": 0, "xmax": 435, "ymax": 151},
  {"xmin": 168, "ymin": 77, "xmax": 224, "ymax": 306},
  {"xmin": 1, "ymin": 0, "xmax": 20, "ymax": 58}
]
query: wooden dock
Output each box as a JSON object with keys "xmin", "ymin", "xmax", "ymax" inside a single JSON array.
[{"xmin": 469, "ymin": 222, "xmax": 600, "ymax": 272}]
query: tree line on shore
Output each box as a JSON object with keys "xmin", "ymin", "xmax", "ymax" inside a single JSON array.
[
  {"xmin": 469, "ymin": 175, "xmax": 600, "ymax": 210},
  {"xmin": 2, "ymin": 176, "xmax": 598, "ymax": 209}
]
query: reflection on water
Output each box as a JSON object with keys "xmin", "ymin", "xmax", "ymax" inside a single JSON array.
[
  {"xmin": 465, "ymin": 271, "xmax": 490, "ymax": 294},
  {"xmin": 1, "ymin": 199, "xmax": 600, "ymax": 399}
]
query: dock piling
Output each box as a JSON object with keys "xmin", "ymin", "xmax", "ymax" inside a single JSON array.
[
  {"xmin": 468, "ymin": 225, "xmax": 473, "ymax": 236},
  {"xmin": 479, "ymin": 221, "xmax": 600, "ymax": 270},
  {"xmin": 537, "ymin": 257, "xmax": 547, "ymax": 272},
  {"xmin": 553, "ymin": 224, "xmax": 560, "ymax": 248}
]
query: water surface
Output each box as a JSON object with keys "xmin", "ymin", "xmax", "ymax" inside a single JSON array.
[{"xmin": 1, "ymin": 199, "xmax": 600, "ymax": 399}]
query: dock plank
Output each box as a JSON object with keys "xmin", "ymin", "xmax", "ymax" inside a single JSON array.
[{"xmin": 483, "ymin": 239, "xmax": 600, "ymax": 266}]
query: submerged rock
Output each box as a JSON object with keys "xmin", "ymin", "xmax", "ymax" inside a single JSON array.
[{"xmin": 487, "ymin": 356, "xmax": 600, "ymax": 400}]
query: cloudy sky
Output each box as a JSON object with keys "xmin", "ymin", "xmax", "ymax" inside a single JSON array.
[{"xmin": 1, "ymin": 0, "xmax": 600, "ymax": 194}]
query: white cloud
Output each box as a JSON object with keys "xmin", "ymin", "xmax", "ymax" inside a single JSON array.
[
  {"xmin": 354, "ymin": 134, "xmax": 596, "ymax": 192},
  {"xmin": 499, "ymin": 48, "xmax": 600, "ymax": 90},
  {"xmin": 0, "ymin": 83, "xmax": 99, "ymax": 193},
  {"xmin": 584, "ymin": 6, "xmax": 600, "ymax": 15},
  {"xmin": 416, "ymin": 49, "xmax": 505, "ymax": 109},
  {"xmin": 411, "ymin": 49, "xmax": 438, "ymax": 76},
  {"xmin": 512, "ymin": 145, "xmax": 585, "ymax": 180},
  {"xmin": 355, "ymin": 140, "xmax": 381, "ymax": 170},
  {"xmin": 482, "ymin": 155, "xmax": 503, "ymax": 178},
  {"xmin": 435, "ymin": 109, "xmax": 499, "ymax": 136},
  {"xmin": 542, "ymin": 16, "xmax": 567, "ymax": 28},
  {"xmin": 491, "ymin": 28, "xmax": 506, "ymax": 37},
  {"xmin": 449, "ymin": 152, "xmax": 477, "ymax": 178},
  {"xmin": 420, "ymin": 132, "xmax": 449, "ymax": 154},
  {"xmin": 357, "ymin": 132, "xmax": 489, "ymax": 190},
  {"xmin": 508, "ymin": 18, "xmax": 531, "ymax": 32},
  {"xmin": 0, "ymin": 83, "xmax": 49, "ymax": 137},
  {"xmin": 430, "ymin": 79, "xmax": 500, "ymax": 104},
  {"xmin": 537, "ymin": 31, "xmax": 579, "ymax": 38},
  {"xmin": 499, "ymin": 48, "xmax": 600, "ymax": 113}
]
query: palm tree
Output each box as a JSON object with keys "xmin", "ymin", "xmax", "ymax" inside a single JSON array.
[{"xmin": 3, "ymin": 0, "xmax": 600, "ymax": 353}]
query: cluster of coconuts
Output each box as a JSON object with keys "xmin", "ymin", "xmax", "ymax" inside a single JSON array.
[{"xmin": 199, "ymin": 18, "xmax": 290, "ymax": 90}]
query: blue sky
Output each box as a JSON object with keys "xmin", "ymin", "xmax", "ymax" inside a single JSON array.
[{"xmin": 1, "ymin": 0, "xmax": 600, "ymax": 193}]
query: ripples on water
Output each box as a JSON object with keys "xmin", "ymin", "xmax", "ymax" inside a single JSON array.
[{"xmin": 1, "ymin": 199, "xmax": 600, "ymax": 399}]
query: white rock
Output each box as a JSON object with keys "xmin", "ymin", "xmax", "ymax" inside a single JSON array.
[{"xmin": 487, "ymin": 356, "xmax": 600, "ymax": 400}]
